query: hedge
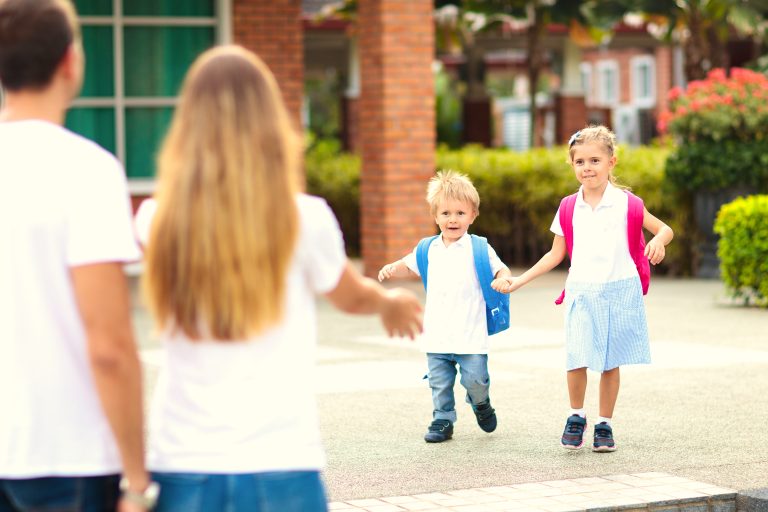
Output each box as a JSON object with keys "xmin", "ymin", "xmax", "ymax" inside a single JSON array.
[
  {"xmin": 306, "ymin": 141, "xmax": 689, "ymax": 274},
  {"xmin": 714, "ymin": 195, "xmax": 768, "ymax": 306}
]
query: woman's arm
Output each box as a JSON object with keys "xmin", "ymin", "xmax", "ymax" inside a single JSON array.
[{"xmin": 326, "ymin": 262, "xmax": 423, "ymax": 339}]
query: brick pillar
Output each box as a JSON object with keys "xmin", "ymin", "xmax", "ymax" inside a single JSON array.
[
  {"xmin": 358, "ymin": 0, "xmax": 435, "ymax": 277},
  {"xmin": 655, "ymin": 45, "xmax": 674, "ymax": 118},
  {"xmin": 555, "ymin": 94, "xmax": 587, "ymax": 145},
  {"xmin": 232, "ymin": 0, "xmax": 303, "ymax": 128}
]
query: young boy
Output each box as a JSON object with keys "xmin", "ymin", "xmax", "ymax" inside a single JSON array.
[{"xmin": 378, "ymin": 170, "xmax": 511, "ymax": 443}]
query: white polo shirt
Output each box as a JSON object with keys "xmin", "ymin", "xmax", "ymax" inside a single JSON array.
[
  {"xmin": 403, "ymin": 233, "xmax": 505, "ymax": 354},
  {"xmin": 550, "ymin": 183, "xmax": 638, "ymax": 284},
  {"xmin": 0, "ymin": 120, "xmax": 141, "ymax": 477}
]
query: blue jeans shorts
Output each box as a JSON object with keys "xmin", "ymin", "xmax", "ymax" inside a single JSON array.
[
  {"xmin": 151, "ymin": 470, "xmax": 328, "ymax": 512},
  {"xmin": 0, "ymin": 475, "xmax": 119, "ymax": 512}
]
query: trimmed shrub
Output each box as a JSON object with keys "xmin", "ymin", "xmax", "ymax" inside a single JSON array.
[
  {"xmin": 714, "ymin": 195, "xmax": 768, "ymax": 306},
  {"xmin": 305, "ymin": 143, "xmax": 686, "ymax": 273},
  {"xmin": 304, "ymin": 138, "xmax": 361, "ymax": 255}
]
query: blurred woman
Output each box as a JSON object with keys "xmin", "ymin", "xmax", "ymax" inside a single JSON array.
[{"xmin": 137, "ymin": 45, "xmax": 423, "ymax": 512}]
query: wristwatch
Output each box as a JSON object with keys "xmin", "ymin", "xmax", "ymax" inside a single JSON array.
[{"xmin": 119, "ymin": 478, "xmax": 160, "ymax": 509}]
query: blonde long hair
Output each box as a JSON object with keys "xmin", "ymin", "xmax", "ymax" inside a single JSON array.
[{"xmin": 144, "ymin": 45, "xmax": 300, "ymax": 341}]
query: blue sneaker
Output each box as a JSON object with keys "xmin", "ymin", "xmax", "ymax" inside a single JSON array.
[
  {"xmin": 592, "ymin": 422, "xmax": 617, "ymax": 452},
  {"xmin": 472, "ymin": 401, "xmax": 497, "ymax": 433},
  {"xmin": 561, "ymin": 414, "xmax": 587, "ymax": 450},
  {"xmin": 424, "ymin": 419, "xmax": 453, "ymax": 443}
]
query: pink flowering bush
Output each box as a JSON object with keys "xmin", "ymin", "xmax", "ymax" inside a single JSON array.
[
  {"xmin": 658, "ymin": 68, "xmax": 768, "ymax": 143},
  {"xmin": 660, "ymin": 68, "xmax": 768, "ymax": 191}
]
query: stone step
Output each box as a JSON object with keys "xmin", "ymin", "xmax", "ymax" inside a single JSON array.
[{"xmin": 328, "ymin": 472, "xmax": 738, "ymax": 512}]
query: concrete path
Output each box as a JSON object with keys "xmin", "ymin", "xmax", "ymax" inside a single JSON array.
[{"xmin": 130, "ymin": 268, "xmax": 768, "ymax": 504}]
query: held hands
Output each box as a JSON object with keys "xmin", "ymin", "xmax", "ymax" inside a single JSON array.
[
  {"xmin": 645, "ymin": 238, "xmax": 666, "ymax": 265},
  {"xmin": 380, "ymin": 288, "xmax": 424, "ymax": 340},
  {"xmin": 491, "ymin": 276, "xmax": 521, "ymax": 294}
]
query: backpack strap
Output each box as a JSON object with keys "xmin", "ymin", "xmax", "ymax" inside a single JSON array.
[
  {"xmin": 558, "ymin": 193, "xmax": 578, "ymax": 259},
  {"xmin": 470, "ymin": 234, "xmax": 494, "ymax": 303},
  {"xmin": 415, "ymin": 235, "xmax": 439, "ymax": 290},
  {"xmin": 625, "ymin": 191, "xmax": 650, "ymax": 295},
  {"xmin": 555, "ymin": 193, "xmax": 578, "ymax": 304}
]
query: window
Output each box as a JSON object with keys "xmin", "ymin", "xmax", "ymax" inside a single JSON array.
[
  {"xmin": 68, "ymin": 0, "xmax": 230, "ymax": 192},
  {"xmin": 631, "ymin": 55, "xmax": 656, "ymax": 108},
  {"xmin": 579, "ymin": 62, "xmax": 592, "ymax": 104},
  {"xmin": 596, "ymin": 60, "xmax": 619, "ymax": 107}
]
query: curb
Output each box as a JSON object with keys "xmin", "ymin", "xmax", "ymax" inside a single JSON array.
[{"xmin": 738, "ymin": 488, "xmax": 768, "ymax": 512}]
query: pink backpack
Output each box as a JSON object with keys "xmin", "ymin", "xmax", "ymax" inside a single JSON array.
[{"xmin": 554, "ymin": 191, "xmax": 650, "ymax": 305}]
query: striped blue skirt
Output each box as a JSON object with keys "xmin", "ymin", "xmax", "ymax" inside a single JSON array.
[{"xmin": 563, "ymin": 276, "xmax": 651, "ymax": 372}]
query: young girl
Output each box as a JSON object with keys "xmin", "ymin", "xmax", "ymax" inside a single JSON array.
[{"xmin": 493, "ymin": 125, "xmax": 673, "ymax": 452}]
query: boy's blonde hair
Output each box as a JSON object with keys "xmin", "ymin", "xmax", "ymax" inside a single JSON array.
[
  {"xmin": 426, "ymin": 169, "xmax": 480, "ymax": 216},
  {"xmin": 143, "ymin": 45, "xmax": 300, "ymax": 341}
]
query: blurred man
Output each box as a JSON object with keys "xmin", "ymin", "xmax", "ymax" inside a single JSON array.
[{"xmin": 0, "ymin": 0, "xmax": 155, "ymax": 510}]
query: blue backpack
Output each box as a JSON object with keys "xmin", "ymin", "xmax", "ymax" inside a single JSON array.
[{"xmin": 415, "ymin": 234, "xmax": 510, "ymax": 336}]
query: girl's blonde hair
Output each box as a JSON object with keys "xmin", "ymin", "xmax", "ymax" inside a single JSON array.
[
  {"xmin": 567, "ymin": 124, "xmax": 625, "ymax": 188},
  {"xmin": 143, "ymin": 45, "xmax": 300, "ymax": 341},
  {"xmin": 426, "ymin": 169, "xmax": 480, "ymax": 216}
]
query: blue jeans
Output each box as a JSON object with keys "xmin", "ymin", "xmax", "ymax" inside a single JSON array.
[
  {"xmin": 426, "ymin": 353, "xmax": 490, "ymax": 423},
  {"xmin": 151, "ymin": 471, "xmax": 327, "ymax": 512},
  {"xmin": 0, "ymin": 475, "xmax": 119, "ymax": 512}
]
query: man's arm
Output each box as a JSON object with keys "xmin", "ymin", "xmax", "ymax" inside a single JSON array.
[{"xmin": 70, "ymin": 263, "xmax": 150, "ymax": 502}]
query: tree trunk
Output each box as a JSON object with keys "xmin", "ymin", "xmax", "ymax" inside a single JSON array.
[
  {"xmin": 526, "ymin": 7, "xmax": 547, "ymax": 148},
  {"xmin": 684, "ymin": 4, "xmax": 709, "ymax": 81}
]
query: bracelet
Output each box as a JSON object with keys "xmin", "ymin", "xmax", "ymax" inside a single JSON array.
[{"xmin": 119, "ymin": 478, "xmax": 160, "ymax": 509}]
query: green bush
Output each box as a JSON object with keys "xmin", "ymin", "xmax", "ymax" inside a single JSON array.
[
  {"xmin": 665, "ymin": 140, "xmax": 768, "ymax": 192},
  {"xmin": 714, "ymin": 195, "xmax": 768, "ymax": 306},
  {"xmin": 304, "ymin": 138, "xmax": 361, "ymax": 255},
  {"xmin": 305, "ymin": 142, "xmax": 686, "ymax": 273}
]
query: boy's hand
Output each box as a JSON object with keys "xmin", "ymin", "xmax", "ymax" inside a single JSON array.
[
  {"xmin": 645, "ymin": 238, "xmax": 666, "ymax": 265},
  {"xmin": 492, "ymin": 276, "xmax": 520, "ymax": 294},
  {"xmin": 378, "ymin": 263, "xmax": 396, "ymax": 282}
]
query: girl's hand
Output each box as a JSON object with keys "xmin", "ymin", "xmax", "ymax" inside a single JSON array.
[
  {"xmin": 378, "ymin": 263, "xmax": 396, "ymax": 282},
  {"xmin": 645, "ymin": 238, "xmax": 666, "ymax": 265}
]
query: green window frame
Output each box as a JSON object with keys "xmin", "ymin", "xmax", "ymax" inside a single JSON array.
[{"xmin": 67, "ymin": 0, "xmax": 231, "ymax": 193}]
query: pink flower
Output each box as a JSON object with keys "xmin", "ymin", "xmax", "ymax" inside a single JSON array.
[{"xmin": 668, "ymin": 86, "xmax": 683, "ymax": 102}]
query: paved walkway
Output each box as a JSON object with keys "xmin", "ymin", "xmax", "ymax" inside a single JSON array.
[{"xmin": 130, "ymin": 267, "xmax": 768, "ymax": 507}]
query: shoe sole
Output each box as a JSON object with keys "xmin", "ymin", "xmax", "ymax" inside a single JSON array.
[
  {"xmin": 592, "ymin": 444, "xmax": 617, "ymax": 452},
  {"xmin": 424, "ymin": 435, "xmax": 452, "ymax": 443}
]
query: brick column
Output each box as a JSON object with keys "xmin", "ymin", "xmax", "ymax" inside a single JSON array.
[
  {"xmin": 232, "ymin": 0, "xmax": 303, "ymax": 128},
  {"xmin": 555, "ymin": 94, "xmax": 587, "ymax": 145},
  {"xmin": 655, "ymin": 45, "xmax": 673, "ymax": 118},
  {"xmin": 358, "ymin": 0, "xmax": 435, "ymax": 277}
]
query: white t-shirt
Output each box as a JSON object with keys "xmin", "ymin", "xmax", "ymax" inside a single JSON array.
[
  {"xmin": 143, "ymin": 194, "xmax": 346, "ymax": 473},
  {"xmin": 403, "ymin": 233, "xmax": 505, "ymax": 354},
  {"xmin": 0, "ymin": 120, "xmax": 141, "ymax": 477},
  {"xmin": 550, "ymin": 183, "xmax": 638, "ymax": 284}
]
